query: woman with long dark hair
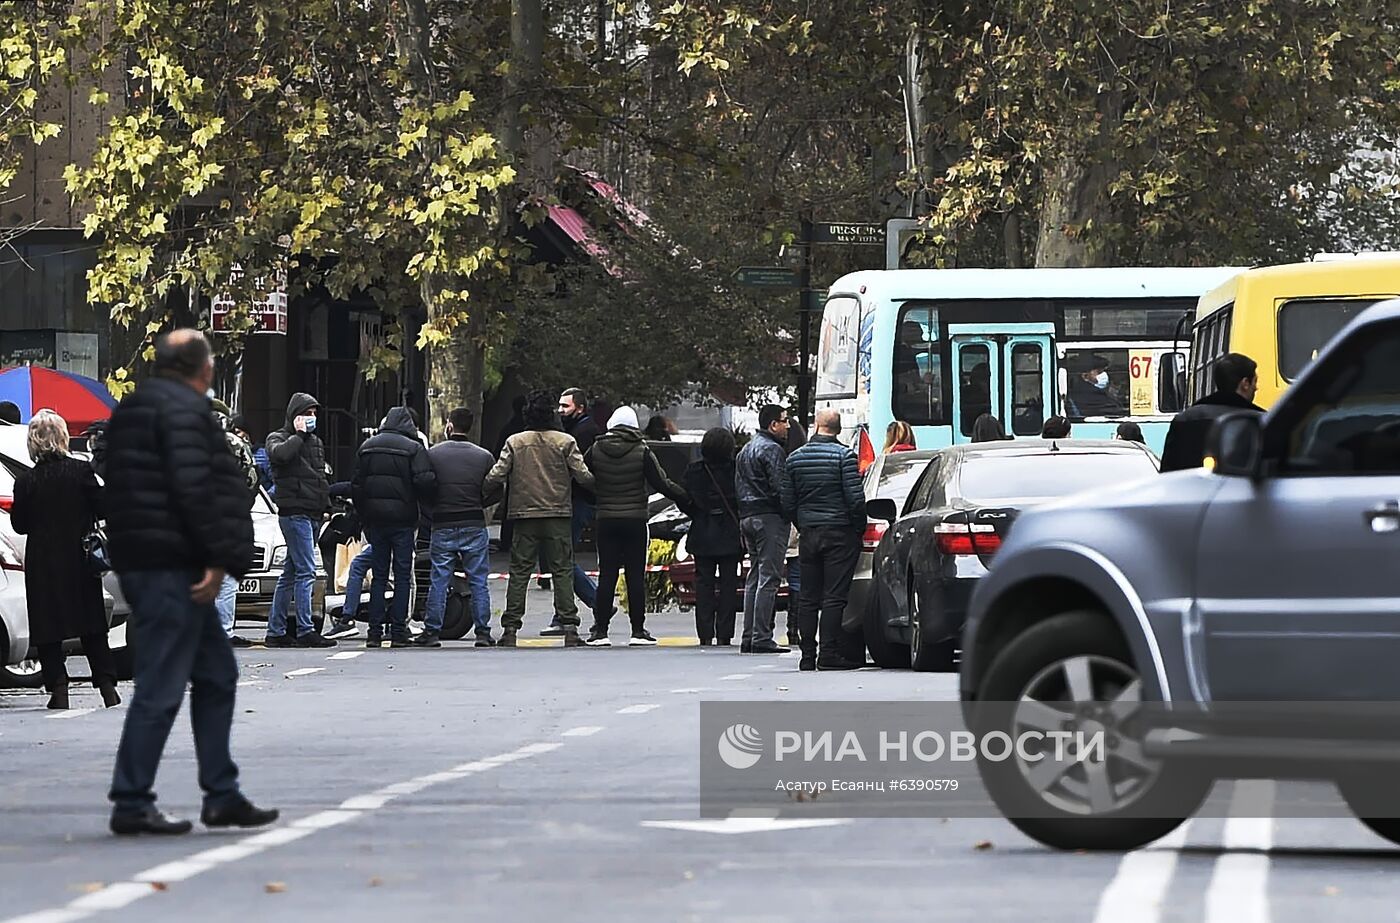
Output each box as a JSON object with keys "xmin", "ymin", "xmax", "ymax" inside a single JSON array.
[
  {"xmin": 11, "ymin": 409, "xmax": 118, "ymax": 709},
  {"xmin": 681, "ymin": 428, "xmax": 744, "ymax": 645}
]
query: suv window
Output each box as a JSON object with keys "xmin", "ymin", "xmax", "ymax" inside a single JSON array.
[{"xmin": 1283, "ymin": 333, "xmax": 1400, "ymax": 475}]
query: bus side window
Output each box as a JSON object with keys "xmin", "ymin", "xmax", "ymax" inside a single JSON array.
[{"xmin": 893, "ymin": 305, "xmax": 945, "ymax": 426}]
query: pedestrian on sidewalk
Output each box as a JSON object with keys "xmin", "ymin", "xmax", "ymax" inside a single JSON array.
[
  {"xmin": 424, "ymin": 407, "xmax": 495, "ymax": 648},
  {"xmin": 538, "ymin": 387, "xmax": 601, "ymax": 635},
  {"xmin": 681, "ymin": 427, "xmax": 743, "ymax": 646},
  {"xmin": 265, "ymin": 392, "xmax": 336, "ymax": 648},
  {"xmin": 736, "ymin": 404, "xmax": 792, "ymax": 654},
  {"xmin": 781, "ymin": 409, "xmax": 867, "ymax": 672},
  {"xmin": 485, "ymin": 390, "xmax": 595, "ymax": 647},
  {"xmin": 582, "ymin": 406, "xmax": 688, "ymax": 647},
  {"xmin": 352, "ymin": 407, "xmax": 437, "ymax": 648},
  {"xmin": 10, "ymin": 409, "xmax": 118, "ymax": 710},
  {"xmin": 212, "ymin": 400, "xmax": 259, "ymax": 648},
  {"xmin": 103, "ymin": 329, "xmax": 276, "ymax": 836}
]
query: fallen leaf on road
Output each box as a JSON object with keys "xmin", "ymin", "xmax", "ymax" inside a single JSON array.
[
  {"xmin": 1324, "ymin": 886, "xmax": 1340, "ymax": 897},
  {"xmin": 265, "ymin": 882, "xmax": 287, "ymax": 894},
  {"xmin": 149, "ymin": 882, "xmax": 168, "ymax": 891},
  {"xmin": 368, "ymin": 877, "xmax": 383, "ymax": 887},
  {"xmin": 74, "ymin": 882, "xmax": 104, "ymax": 894},
  {"xmin": 973, "ymin": 840, "xmax": 994, "ymax": 851}
]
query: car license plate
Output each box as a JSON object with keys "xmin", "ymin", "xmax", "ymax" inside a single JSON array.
[{"xmin": 237, "ymin": 579, "xmax": 260, "ymax": 595}]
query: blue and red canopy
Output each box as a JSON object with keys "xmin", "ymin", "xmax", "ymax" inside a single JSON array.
[{"xmin": 0, "ymin": 366, "xmax": 117, "ymax": 433}]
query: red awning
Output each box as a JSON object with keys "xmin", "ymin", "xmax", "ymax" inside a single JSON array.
[{"xmin": 546, "ymin": 204, "xmax": 621, "ymax": 277}]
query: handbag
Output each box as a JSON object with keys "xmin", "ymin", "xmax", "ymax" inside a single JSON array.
[{"xmin": 83, "ymin": 527, "xmax": 112, "ymax": 576}]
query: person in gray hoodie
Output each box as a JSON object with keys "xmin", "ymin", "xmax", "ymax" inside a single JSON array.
[
  {"xmin": 582, "ymin": 406, "xmax": 687, "ymax": 647},
  {"xmin": 424, "ymin": 407, "xmax": 496, "ymax": 647}
]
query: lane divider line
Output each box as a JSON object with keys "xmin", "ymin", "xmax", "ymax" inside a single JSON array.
[
  {"xmin": 1205, "ymin": 781, "xmax": 1274, "ymax": 923},
  {"xmin": 283, "ymin": 668, "xmax": 324, "ymax": 678},
  {"xmin": 616, "ymin": 703, "xmax": 661, "ymax": 715},
  {"xmin": 45, "ymin": 709, "xmax": 98, "ymax": 721},
  {"xmin": 1091, "ymin": 820, "xmax": 1192, "ymax": 923},
  {"xmin": 327, "ymin": 651, "xmax": 364, "ymax": 661},
  {"xmin": 0, "ymin": 740, "xmax": 578, "ymax": 923},
  {"xmin": 719, "ymin": 674, "xmax": 752, "ymax": 681},
  {"xmin": 561, "ymin": 726, "xmax": 604, "ymax": 737}
]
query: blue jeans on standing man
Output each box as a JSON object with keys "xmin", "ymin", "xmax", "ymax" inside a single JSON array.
[
  {"xmin": 366, "ymin": 526, "xmax": 416, "ymax": 636},
  {"xmin": 110, "ymin": 569, "xmax": 241, "ymax": 818},
  {"xmin": 216, "ymin": 574, "xmax": 238, "ymax": 637},
  {"xmin": 426, "ymin": 524, "xmax": 492, "ymax": 637},
  {"xmin": 340, "ymin": 543, "xmax": 374, "ymax": 619},
  {"xmin": 269, "ymin": 515, "xmax": 318, "ymax": 638}
]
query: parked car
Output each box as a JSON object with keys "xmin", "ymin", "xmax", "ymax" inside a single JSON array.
[
  {"xmin": 850, "ymin": 449, "xmax": 939, "ymax": 666},
  {"xmin": 960, "ymin": 298, "xmax": 1400, "ymax": 851},
  {"xmin": 865, "ymin": 440, "xmax": 1160, "ymax": 672},
  {"xmin": 0, "ymin": 428, "xmax": 131, "ymax": 687}
]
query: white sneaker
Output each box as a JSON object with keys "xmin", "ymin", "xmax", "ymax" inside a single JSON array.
[
  {"xmin": 585, "ymin": 632, "xmax": 612, "ymax": 647},
  {"xmin": 628, "ymin": 630, "xmax": 658, "ymax": 647}
]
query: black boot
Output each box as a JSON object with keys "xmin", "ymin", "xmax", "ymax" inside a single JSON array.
[
  {"xmin": 46, "ymin": 687, "xmax": 69, "ymax": 710},
  {"xmin": 99, "ymin": 681, "xmax": 122, "ymax": 708}
]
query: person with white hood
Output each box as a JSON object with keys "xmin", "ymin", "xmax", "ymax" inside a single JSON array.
[{"xmin": 582, "ymin": 406, "xmax": 688, "ymax": 646}]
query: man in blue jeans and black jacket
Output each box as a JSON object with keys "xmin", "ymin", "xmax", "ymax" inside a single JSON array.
[
  {"xmin": 104, "ymin": 329, "xmax": 277, "ymax": 835},
  {"xmin": 265, "ymin": 392, "xmax": 336, "ymax": 647},
  {"xmin": 424, "ymin": 407, "xmax": 495, "ymax": 647}
]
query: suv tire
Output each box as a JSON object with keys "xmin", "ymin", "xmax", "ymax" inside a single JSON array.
[{"xmin": 971, "ymin": 609, "xmax": 1209, "ymax": 850}]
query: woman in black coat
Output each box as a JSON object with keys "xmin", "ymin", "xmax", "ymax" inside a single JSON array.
[
  {"xmin": 10, "ymin": 410, "xmax": 117, "ymax": 710},
  {"xmin": 681, "ymin": 427, "xmax": 745, "ymax": 645}
]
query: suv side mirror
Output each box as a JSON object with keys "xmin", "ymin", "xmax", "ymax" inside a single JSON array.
[
  {"xmin": 866, "ymin": 498, "xmax": 899, "ymax": 523},
  {"xmin": 1206, "ymin": 412, "xmax": 1264, "ymax": 478}
]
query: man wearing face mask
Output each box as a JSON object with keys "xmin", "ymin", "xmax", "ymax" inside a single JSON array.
[
  {"xmin": 1066, "ymin": 354, "xmax": 1125, "ymax": 418},
  {"xmin": 265, "ymin": 392, "xmax": 335, "ymax": 647}
]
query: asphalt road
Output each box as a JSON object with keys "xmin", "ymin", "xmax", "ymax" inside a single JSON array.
[{"xmin": 3, "ymin": 585, "xmax": 1398, "ymax": 923}]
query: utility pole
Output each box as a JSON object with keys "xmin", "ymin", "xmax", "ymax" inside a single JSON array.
[{"xmin": 797, "ymin": 216, "xmax": 814, "ymax": 428}]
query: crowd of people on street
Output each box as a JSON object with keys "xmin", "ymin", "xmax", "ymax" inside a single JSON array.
[{"xmin": 6, "ymin": 323, "xmax": 1266, "ymax": 836}]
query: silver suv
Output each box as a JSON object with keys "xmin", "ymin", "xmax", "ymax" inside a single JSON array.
[{"xmin": 962, "ymin": 298, "xmax": 1400, "ymax": 851}]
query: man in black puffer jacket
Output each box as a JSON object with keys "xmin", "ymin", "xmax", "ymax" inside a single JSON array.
[
  {"xmin": 781, "ymin": 409, "xmax": 866, "ymax": 672},
  {"xmin": 351, "ymin": 407, "xmax": 437, "ymax": 646},
  {"xmin": 265, "ymin": 392, "xmax": 334, "ymax": 647},
  {"xmin": 582, "ymin": 406, "xmax": 687, "ymax": 647},
  {"xmin": 104, "ymin": 329, "xmax": 276, "ymax": 837}
]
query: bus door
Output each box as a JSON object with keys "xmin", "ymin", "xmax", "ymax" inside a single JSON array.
[{"xmin": 949, "ymin": 323, "xmax": 1056, "ymax": 442}]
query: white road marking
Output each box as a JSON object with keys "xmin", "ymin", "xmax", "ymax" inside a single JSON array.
[
  {"xmin": 1091, "ymin": 821, "xmax": 1193, "ymax": 923},
  {"xmin": 327, "ymin": 651, "xmax": 364, "ymax": 661},
  {"xmin": 642, "ymin": 817, "xmax": 850, "ymax": 835},
  {"xmin": 0, "ymin": 731, "xmax": 583, "ymax": 923},
  {"xmin": 562, "ymin": 726, "xmax": 604, "ymax": 737},
  {"xmin": 753, "ymin": 664, "xmax": 777, "ymax": 670},
  {"xmin": 669, "ymin": 687, "xmax": 716, "ymax": 694},
  {"xmin": 45, "ymin": 708, "xmax": 97, "ymax": 720},
  {"xmin": 616, "ymin": 703, "xmax": 660, "ymax": 714},
  {"xmin": 1205, "ymin": 781, "xmax": 1274, "ymax": 923},
  {"xmin": 719, "ymin": 673, "xmax": 752, "ymax": 681},
  {"xmin": 236, "ymin": 680, "xmax": 267, "ymax": 687},
  {"xmin": 283, "ymin": 667, "xmax": 324, "ymax": 678}
]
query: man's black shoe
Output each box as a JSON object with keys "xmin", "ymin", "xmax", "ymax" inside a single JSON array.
[
  {"xmin": 201, "ymin": 796, "xmax": 279, "ymax": 830},
  {"xmin": 750, "ymin": 642, "xmax": 790, "ymax": 654},
  {"xmin": 324, "ymin": 619, "xmax": 358, "ymax": 640},
  {"xmin": 740, "ymin": 642, "xmax": 752, "ymax": 653},
  {"xmin": 474, "ymin": 634, "xmax": 496, "ymax": 648},
  {"xmin": 296, "ymin": 632, "xmax": 337, "ymax": 649},
  {"xmin": 390, "ymin": 633, "xmax": 412, "ymax": 648},
  {"xmin": 110, "ymin": 807, "xmax": 193, "ymax": 837},
  {"xmin": 799, "ymin": 657, "xmax": 817, "ymax": 672},
  {"xmin": 365, "ymin": 633, "xmax": 383, "ymax": 649},
  {"xmin": 229, "ymin": 635, "xmax": 254, "ymax": 648},
  {"xmin": 540, "ymin": 623, "xmax": 565, "ymax": 637},
  {"xmin": 264, "ymin": 633, "xmax": 295, "ymax": 648},
  {"xmin": 498, "ymin": 631, "xmax": 517, "ymax": 648},
  {"xmin": 413, "ymin": 631, "xmax": 441, "ymax": 648},
  {"xmin": 817, "ymin": 654, "xmax": 864, "ymax": 671}
]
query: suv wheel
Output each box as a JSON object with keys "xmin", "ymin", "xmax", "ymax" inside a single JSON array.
[
  {"xmin": 971, "ymin": 609, "xmax": 1208, "ymax": 850},
  {"xmin": 1337, "ymin": 775, "xmax": 1400, "ymax": 846}
]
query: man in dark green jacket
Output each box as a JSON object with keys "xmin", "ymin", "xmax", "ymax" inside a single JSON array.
[{"xmin": 781, "ymin": 409, "xmax": 866, "ymax": 672}]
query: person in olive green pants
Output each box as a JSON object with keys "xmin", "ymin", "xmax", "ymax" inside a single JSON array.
[{"xmin": 485, "ymin": 390, "xmax": 596, "ymax": 645}]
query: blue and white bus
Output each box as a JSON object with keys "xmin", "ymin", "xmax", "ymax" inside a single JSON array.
[{"xmin": 814, "ymin": 267, "xmax": 1242, "ymax": 458}]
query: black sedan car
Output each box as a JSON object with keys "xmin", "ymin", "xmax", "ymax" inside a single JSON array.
[{"xmin": 864, "ymin": 439, "xmax": 1159, "ymax": 671}]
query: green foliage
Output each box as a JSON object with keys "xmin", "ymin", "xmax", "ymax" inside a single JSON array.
[{"xmin": 0, "ymin": 2, "xmax": 71, "ymax": 193}]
